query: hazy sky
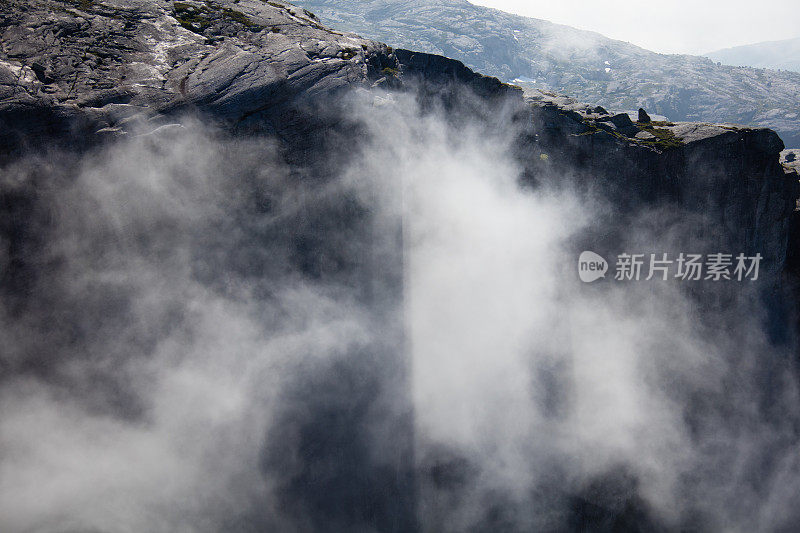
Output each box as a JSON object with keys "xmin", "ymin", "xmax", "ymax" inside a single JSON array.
[{"xmin": 470, "ymin": 0, "xmax": 800, "ymax": 55}]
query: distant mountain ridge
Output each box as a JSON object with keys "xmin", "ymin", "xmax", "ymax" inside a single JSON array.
[
  {"xmin": 295, "ymin": 0, "xmax": 800, "ymax": 148},
  {"xmin": 706, "ymin": 37, "xmax": 800, "ymax": 73}
]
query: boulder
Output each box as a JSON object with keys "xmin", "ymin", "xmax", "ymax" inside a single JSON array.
[{"xmin": 598, "ymin": 112, "xmax": 641, "ymax": 137}]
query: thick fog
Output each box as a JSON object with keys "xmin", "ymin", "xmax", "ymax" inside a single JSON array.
[{"xmin": 1, "ymin": 88, "xmax": 799, "ymax": 532}]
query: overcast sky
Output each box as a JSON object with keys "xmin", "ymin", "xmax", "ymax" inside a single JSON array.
[{"xmin": 470, "ymin": 0, "xmax": 800, "ymax": 55}]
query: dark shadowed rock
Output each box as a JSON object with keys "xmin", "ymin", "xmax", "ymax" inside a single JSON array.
[
  {"xmin": 521, "ymin": 89, "xmax": 798, "ymax": 294},
  {"xmin": 597, "ymin": 112, "xmax": 640, "ymax": 137}
]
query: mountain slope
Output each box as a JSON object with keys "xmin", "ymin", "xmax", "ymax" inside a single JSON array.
[
  {"xmin": 294, "ymin": 0, "xmax": 800, "ymax": 148},
  {"xmin": 706, "ymin": 37, "xmax": 800, "ymax": 73}
]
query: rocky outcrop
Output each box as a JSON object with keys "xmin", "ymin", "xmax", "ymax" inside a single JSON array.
[
  {"xmin": 0, "ymin": 0, "xmax": 525, "ymax": 168},
  {"xmin": 0, "ymin": 0, "xmax": 398, "ymax": 158},
  {"xmin": 520, "ymin": 91, "xmax": 798, "ymax": 291},
  {"xmin": 3, "ymin": 0, "xmax": 798, "ymax": 389},
  {"xmin": 782, "ymin": 149, "xmax": 800, "ymax": 173},
  {"xmin": 3, "ymin": 0, "xmax": 795, "ymax": 223}
]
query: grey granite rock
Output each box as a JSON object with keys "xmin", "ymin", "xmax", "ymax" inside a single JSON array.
[
  {"xmin": 1, "ymin": 0, "xmax": 796, "ymax": 286},
  {"xmin": 0, "ymin": 0, "xmax": 399, "ymax": 156},
  {"xmin": 782, "ymin": 149, "xmax": 800, "ymax": 174}
]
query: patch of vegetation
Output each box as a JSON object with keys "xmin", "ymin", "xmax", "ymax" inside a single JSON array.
[
  {"xmin": 382, "ymin": 67, "xmax": 399, "ymax": 77},
  {"xmin": 221, "ymin": 7, "xmax": 261, "ymax": 29},
  {"xmin": 575, "ymin": 125, "xmax": 601, "ymax": 136},
  {"xmin": 173, "ymin": 2, "xmax": 213, "ymax": 33},
  {"xmin": 635, "ymin": 122, "xmax": 684, "ymax": 150},
  {"xmin": 340, "ymin": 48, "xmax": 358, "ymax": 60},
  {"xmin": 173, "ymin": 2, "xmax": 263, "ymax": 34},
  {"xmin": 573, "ymin": 120, "xmax": 683, "ymax": 150},
  {"xmin": 260, "ymin": 1, "xmax": 330, "ymax": 31}
]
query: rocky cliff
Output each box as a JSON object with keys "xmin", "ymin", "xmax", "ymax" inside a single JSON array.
[
  {"xmin": 3, "ymin": 0, "xmax": 796, "ymax": 275},
  {"xmin": 524, "ymin": 92, "xmax": 798, "ymax": 286},
  {"xmin": 2, "ymin": 1, "xmax": 800, "ymax": 531}
]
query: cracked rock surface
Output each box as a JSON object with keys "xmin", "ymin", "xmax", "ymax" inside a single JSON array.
[{"xmin": 0, "ymin": 0, "xmax": 401, "ymax": 155}]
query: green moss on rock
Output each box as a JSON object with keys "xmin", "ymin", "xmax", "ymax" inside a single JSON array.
[
  {"xmin": 221, "ymin": 7, "xmax": 261, "ymax": 29},
  {"xmin": 341, "ymin": 48, "xmax": 358, "ymax": 60},
  {"xmin": 635, "ymin": 122, "xmax": 684, "ymax": 150},
  {"xmin": 173, "ymin": 2, "xmax": 213, "ymax": 33},
  {"xmin": 173, "ymin": 1, "xmax": 263, "ymax": 34}
]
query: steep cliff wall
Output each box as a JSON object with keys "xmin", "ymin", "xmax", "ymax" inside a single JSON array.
[{"xmin": 3, "ymin": 0, "xmax": 794, "ymax": 277}]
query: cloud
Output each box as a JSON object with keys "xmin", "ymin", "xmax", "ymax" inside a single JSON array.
[
  {"xmin": 0, "ymin": 86, "xmax": 799, "ymax": 532},
  {"xmin": 349, "ymin": 88, "xmax": 800, "ymax": 530},
  {"xmin": 0, "ymin": 120, "xmax": 388, "ymax": 532}
]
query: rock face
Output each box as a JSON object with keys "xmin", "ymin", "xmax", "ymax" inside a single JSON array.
[
  {"xmin": 0, "ymin": 0, "xmax": 518, "ymax": 167},
  {"xmin": 2, "ymin": 1, "xmax": 800, "ymax": 531},
  {"xmin": 782, "ymin": 149, "xmax": 800, "ymax": 173},
  {"xmin": 522, "ymin": 91, "xmax": 798, "ymax": 301},
  {"xmin": 0, "ymin": 0, "xmax": 397, "ymax": 159},
  {"xmin": 294, "ymin": 0, "xmax": 800, "ymax": 148},
  {"xmin": 3, "ymin": 4, "xmax": 788, "ymax": 273}
]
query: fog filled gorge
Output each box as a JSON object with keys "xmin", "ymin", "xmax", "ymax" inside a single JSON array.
[{"xmin": 1, "ymin": 84, "xmax": 799, "ymax": 533}]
